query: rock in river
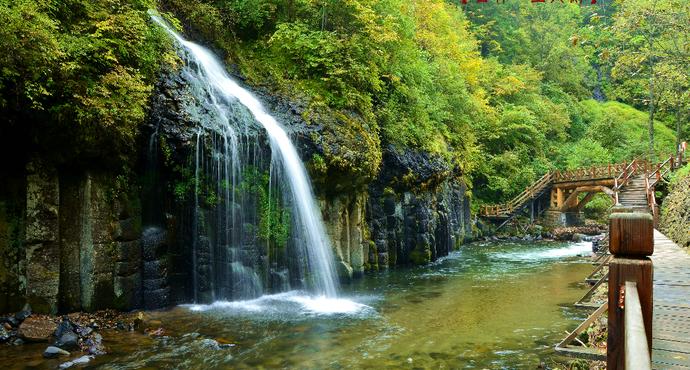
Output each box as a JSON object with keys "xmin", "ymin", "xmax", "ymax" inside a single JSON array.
[
  {"xmin": 43, "ymin": 346, "xmax": 70, "ymax": 358},
  {"xmin": 18, "ymin": 316, "xmax": 57, "ymax": 342},
  {"xmin": 0, "ymin": 326, "xmax": 11, "ymax": 343},
  {"xmin": 55, "ymin": 331, "xmax": 79, "ymax": 350}
]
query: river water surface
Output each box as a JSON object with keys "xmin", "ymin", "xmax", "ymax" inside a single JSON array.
[{"xmin": 4, "ymin": 240, "xmax": 594, "ymax": 369}]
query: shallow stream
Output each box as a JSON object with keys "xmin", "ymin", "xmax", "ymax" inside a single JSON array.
[{"xmin": 2, "ymin": 240, "xmax": 594, "ymax": 369}]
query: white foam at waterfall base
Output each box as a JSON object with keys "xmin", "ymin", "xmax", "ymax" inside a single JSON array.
[
  {"xmin": 494, "ymin": 241, "xmax": 593, "ymax": 262},
  {"xmin": 150, "ymin": 13, "xmax": 339, "ymax": 298},
  {"xmin": 182, "ymin": 291, "xmax": 374, "ymax": 317}
]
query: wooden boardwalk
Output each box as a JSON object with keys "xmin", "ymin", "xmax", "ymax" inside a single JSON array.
[{"xmin": 651, "ymin": 230, "xmax": 690, "ymax": 369}]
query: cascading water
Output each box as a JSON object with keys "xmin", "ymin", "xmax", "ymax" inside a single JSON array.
[{"xmin": 150, "ymin": 15, "xmax": 339, "ymax": 301}]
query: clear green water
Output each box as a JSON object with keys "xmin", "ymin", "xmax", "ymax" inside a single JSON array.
[{"xmin": 2, "ymin": 240, "xmax": 594, "ymax": 369}]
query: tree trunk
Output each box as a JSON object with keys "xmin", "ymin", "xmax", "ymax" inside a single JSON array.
[
  {"xmin": 675, "ymin": 105, "xmax": 682, "ymax": 161},
  {"xmin": 648, "ymin": 66, "xmax": 655, "ymax": 161}
]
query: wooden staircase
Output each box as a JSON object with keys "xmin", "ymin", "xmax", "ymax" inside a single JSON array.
[
  {"xmin": 617, "ymin": 174, "xmax": 649, "ymax": 209},
  {"xmin": 480, "ymin": 150, "xmax": 686, "ymax": 230},
  {"xmin": 480, "ymin": 172, "xmax": 553, "ymax": 228}
]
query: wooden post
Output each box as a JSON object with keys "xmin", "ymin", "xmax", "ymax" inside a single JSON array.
[
  {"xmin": 556, "ymin": 188, "xmax": 565, "ymax": 209},
  {"xmin": 607, "ymin": 213, "xmax": 654, "ymax": 370}
]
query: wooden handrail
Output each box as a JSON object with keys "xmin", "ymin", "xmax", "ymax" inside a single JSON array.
[
  {"xmin": 624, "ymin": 282, "xmax": 652, "ymax": 370},
  {"xmin": 481, "ymin": 151, "xmax": 684, "ymax": 218},
  {"xmin": 481, "ymin": 172, "xmax": 552, "ymax": 217}
]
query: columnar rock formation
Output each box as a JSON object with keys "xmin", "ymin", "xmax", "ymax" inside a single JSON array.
[{"xmin": 0, "ymin": 65, "xmax": 472, "ymax": 314}]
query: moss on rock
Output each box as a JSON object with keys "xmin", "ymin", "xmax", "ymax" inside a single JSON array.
[{"xmin": 660, "ymin": 169, "xmax": 690, "ymax": 251}]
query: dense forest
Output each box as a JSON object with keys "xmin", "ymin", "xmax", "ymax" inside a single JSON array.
[{"xmin": 1, "ymin": 0, "xmax": 687, "ymax": 207}]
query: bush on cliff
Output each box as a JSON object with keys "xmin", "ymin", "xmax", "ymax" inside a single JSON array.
[
  {"xmin": 660, "ymin": 165, "xmax": 690, "ymax": 250},
  {"xmin": 0, "ymin": 0, "xmax": 174, "ymax": 166}
]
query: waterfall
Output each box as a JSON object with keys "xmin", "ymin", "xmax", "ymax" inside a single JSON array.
[{"xmin": 150, "ymin": 15, "xmax": 339, "ymax": 299}]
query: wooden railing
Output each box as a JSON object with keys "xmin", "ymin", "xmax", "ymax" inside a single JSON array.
[
  {"xmin": 608, "ymin": 212, "xmax": 654, "ymax": 369},
  {"xmin": 480, "ymin": 172, "xmax": 552, "ymax": 217},
  {"xmin": 554, "ymin": 162, "xmax": 627, "ymax": 183},
  {"xmin": 643, "ymin": 149, "xmax": 686, "ymax": 219},
  {"xmin": 481, "ymin": 149, "xmax": 686, "ymax": 219},
  {"xmin": 624, "ymin": 282, "xmax": 652, "ymax": 370},
  {"xmin": 646, "ymin": 153, "xmax": 678, "ymax": 188}
]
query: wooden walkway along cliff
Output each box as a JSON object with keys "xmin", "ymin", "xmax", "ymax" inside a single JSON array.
[{"xmin": 651, "ymin": 230, "xmax": 690, "ymax": 369}]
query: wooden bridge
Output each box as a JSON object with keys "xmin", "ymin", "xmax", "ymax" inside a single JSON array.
[{"xmin": 480, "ymin": 151, "xmax": 685, "ymax": 229}]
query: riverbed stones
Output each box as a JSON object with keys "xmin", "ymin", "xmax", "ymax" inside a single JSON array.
[
  {"xmin": 54, "ymin": 319, "xmax": 79, "ymax": 350},
  {"xmin": 43, "ymin": 346, "xmax": 70, "ymax": 358},
  {"xmin": 55, "ymin": 330, "xmax": 79, "ymax": 350},
  {"xmin": 0, "ymin": 326, "xmax": 10, "ymax": 342},
  {"xmin": 18, "ymin": 316, "xmax": 57, "ymax": 342}
]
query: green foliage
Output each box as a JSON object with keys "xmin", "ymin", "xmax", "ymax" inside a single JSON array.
[
  {"xmin": 668, "ymin": 164, "xmax": 690, "ymax": 191},
  {"xmin": 583, "ymin": 193, "xmax": 612, "ymax": 223},
  {"xmin": 241, "ymin": 167, "xmax": 290, "ymax": 248},
  {"xmin": 578, "ymin": 100, "xmax": 676, "ymax": 162},
  {"xmin": 1, "ymin": 0, "xmax": 684, "ymax": 216},
  {"xmin": 562, "ymin": 138, "xmax": 611, "ymax": 170},
  {"xmin": 164, "ymin": 0, "xmax": 484, "ymax": 182},
  {"xmin": 0, "ymin": 0, "xmax": 174, "ymax": 165}
]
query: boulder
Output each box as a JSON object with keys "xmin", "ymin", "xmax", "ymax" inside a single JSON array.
[
  {"xmin": 54, "ymin": 331, "xmax": 79, "ymax": 350},
  {"xmin": 18, "ymin": 316, "xmax": 57, "ymax": 342}
]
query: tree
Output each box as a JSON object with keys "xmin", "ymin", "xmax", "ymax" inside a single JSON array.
[{"xmin": 611, "ymin": 0, "xmax": 690, "ymax": 160}]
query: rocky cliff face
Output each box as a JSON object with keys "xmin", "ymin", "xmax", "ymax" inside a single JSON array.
[
  {"xmin": 0, "ymin": 161, "xmax": 143, "ymax": 314},
  {"xmin": 321, "ymin": 148, "xmax": 472, "ymax": 278},
  {"xmin": 0, "ymin": 64, "xmax": 472, "ymax": 314},
  {"xmin": 660, "ymin": 172, "xmax": 690, "ymax": 250}
]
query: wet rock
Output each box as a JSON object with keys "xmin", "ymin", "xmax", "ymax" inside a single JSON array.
[
  {"xmin": 15, "ymin": 304, "xmax": 32, "ymax": 321},
  {"xmin": 4, "ymin": 316, "xmax": 19, "ymax": 328},
  {"xmin": 18, "ymin": 316, "xmax": 57, "ymax": 342},
  {"xmin": 113, "ymin": 218, "xmax": 140, "ymax": 242},
  {"xmin": 0, "ymin": 326, "xmax": 11, "ymax": 342},
  {"xmin": 12, "ymin": 338, "xmax": 24, "ymax": 345},
  {"xmin": 83, "ymin": 332, "xmax": 105, "ymax": 355},
  {"xmin": 59, "ymin": 355, "xmax": 94, "ymax": 369},
  {"xmin": 141, "ymin": 227, "xmax": 167, "ymax": 261},
  {"xmin": 54, "ymin": 318, "xmax": 74, "ymax": 338},
  {"xmin": 143, "ymin": 287, "xmax": 170, "ymax": 310},
  {"xmin": 572, "ymin": 233, "xmax": 586, "ymax": 242},
  {"xmin": 54, "ymin": 331, "xmax": 79, "ymax": 350},
  {"xmin": 76, "ymin": 326, "xmax": 93, "ymax": 337},
  {"xmin": 43, "ymin": 346, "xmax": 70, "ymax": 358}
]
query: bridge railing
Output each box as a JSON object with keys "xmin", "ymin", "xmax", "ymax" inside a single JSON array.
[
  {"xmin": 554, "ymin": 162, "xmax": 627, "ymax": 183},
  {"xmin": 481, "ymin": 151, "xmax": 686, "ymax": 219},
  {"xmin": 480, "ymin": 172, "xmax": 552, "ymax": 217}
]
